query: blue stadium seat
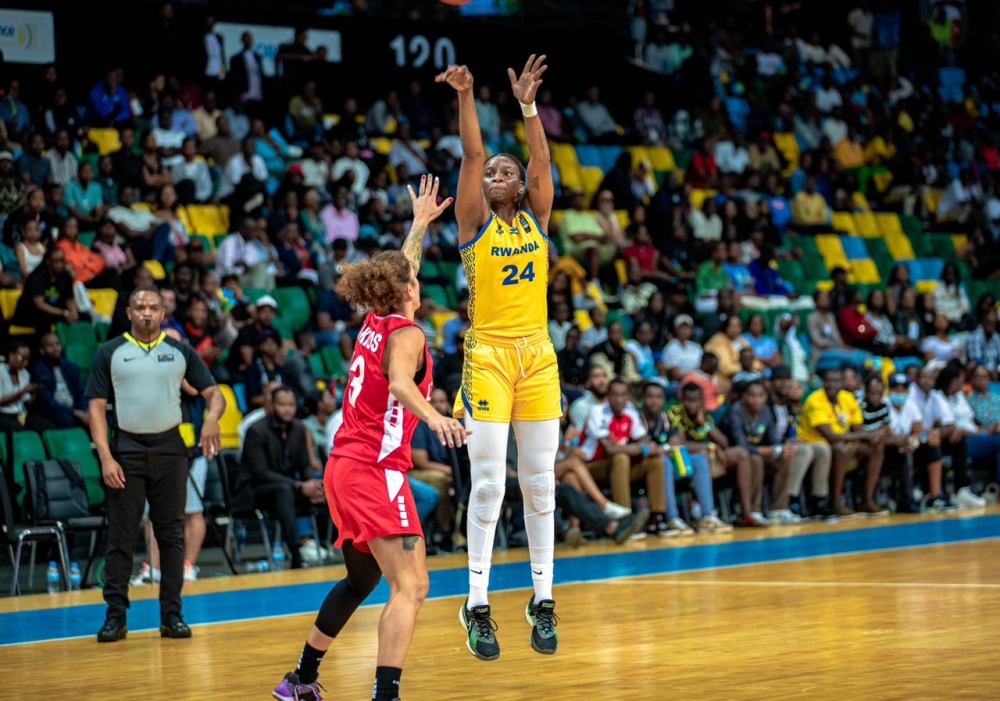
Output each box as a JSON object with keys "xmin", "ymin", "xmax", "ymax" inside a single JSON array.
[
  {"xmin": 599, "ymin": 146, "xmax": 623, "ymax": 174},
  {"xmin": 575, "ymin": 145, "xmax": 603, "ymax": 170}
]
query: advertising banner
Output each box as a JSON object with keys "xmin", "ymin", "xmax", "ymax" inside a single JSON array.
[{"xmin": 0, "ymin": 9, "xmax": 55, "ymax": 64}]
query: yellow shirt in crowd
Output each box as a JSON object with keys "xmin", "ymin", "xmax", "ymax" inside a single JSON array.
[{"xmin": 796, "ymin": 389, "xmax": 863, "ymax": 444}]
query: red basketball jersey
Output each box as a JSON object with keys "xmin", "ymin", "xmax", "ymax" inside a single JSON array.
[{"xmin": 331, "ymin": 313, "xmax": 434, "ymax": 472}]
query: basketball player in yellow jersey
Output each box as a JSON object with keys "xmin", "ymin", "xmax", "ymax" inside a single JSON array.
[{"xmin": 436, "ymin": 55, "xmax": 561, "ymax": 661}]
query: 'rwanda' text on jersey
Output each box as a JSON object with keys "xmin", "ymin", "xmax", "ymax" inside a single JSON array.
[{"xmin": 491, "ymin": 242, "xmax": 540, "ymax": 257}]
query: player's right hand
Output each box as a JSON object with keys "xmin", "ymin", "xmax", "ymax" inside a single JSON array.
[
  {"xmin": 435, "ymin": 64, "xmax": 474, "ymax": 92},
  {"xmin": 428, "ymin": 413, "xmax": 469, "ymax": 449},
  {"xmin": 102, "ymin": 458, "xmax": 126, "ymax": 490}
]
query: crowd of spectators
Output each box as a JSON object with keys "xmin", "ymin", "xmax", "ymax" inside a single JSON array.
[{"xmin": 2, "ymin": 0, "xmax": 1000, "ymax": 581}]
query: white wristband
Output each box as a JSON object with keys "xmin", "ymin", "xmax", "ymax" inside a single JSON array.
[{"xmin": 520, "ymin": 101, "xmax": 537, "ymax": 118}]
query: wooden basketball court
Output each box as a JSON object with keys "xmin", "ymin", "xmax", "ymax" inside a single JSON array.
[{"xmin": 2, "ymin": 509, "xmax": 998, "ymax": 699}]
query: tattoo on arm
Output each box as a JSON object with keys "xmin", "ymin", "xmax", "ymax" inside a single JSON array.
[
  {"xmin": 401, "ymin": 222, "xmax": 426, "ymax": 272},
  {"xmin": 402, "ymin": 535, "xmax": 420, "ymax": 551},
  {"xmin": 530, "ymin": 176, "xmax": 540, "ymax": 192}
]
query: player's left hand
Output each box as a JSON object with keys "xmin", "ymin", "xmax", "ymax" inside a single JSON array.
[
  {"xmin": 407, "ymin": 175, "xmax": 453, "ymax": 224},
  {"xmin": 507, "ymin": 54, "xmax": 548, "ymax": 104},
  {"xmin": 200, "ymin": 417, "xmax": 222, "ymax": 458}
]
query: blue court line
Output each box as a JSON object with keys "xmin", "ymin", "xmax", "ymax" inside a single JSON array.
[{"xmin": 2, "ymin": 515, "xmax": 998, "ymax": 646}]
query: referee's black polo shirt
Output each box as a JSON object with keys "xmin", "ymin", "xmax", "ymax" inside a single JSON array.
[{"xmin": 86, "ymin": 332, "xmax": 216, "ymax": 434}]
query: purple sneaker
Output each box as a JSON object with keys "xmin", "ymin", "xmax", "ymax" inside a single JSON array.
[{"xmin": 272, "ymin": 672, "xmax": 325, "ymax": 701}]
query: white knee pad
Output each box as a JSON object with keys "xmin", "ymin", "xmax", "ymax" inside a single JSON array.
[
  {"xmin": 526, "ymin": 472, "xmax": 555, "ymax": 514},
  {"xmin": 473, "ymin": 481, "xmax": 505, "ymax": 522}
]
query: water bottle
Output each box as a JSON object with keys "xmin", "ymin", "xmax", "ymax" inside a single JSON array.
[
  {"xmin": 47, "ymin": 562, "xmax": 60, "ymax": 594},
  {"xmin": 244, "ymin": 561, "xmax": 260, "ymax": 574},
  {"xmin": 272, "ymin": 541, "xmax": 286, "ymax": 572},
  {"xmin": 69, "ymin": 563, "xmax": 82, "ymax": 592}
]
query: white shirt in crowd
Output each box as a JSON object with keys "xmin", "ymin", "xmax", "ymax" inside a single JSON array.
[
  {"xmin": 580, "ymin": 402, "xmax": 646, "ymax": 461},
  {"xmin": 216, "ymin": 233, "xmax": 270, "ymax": 275},
  {"xmin": 332, "ymin": 157, "xmax": 370, "ymax": 195},
  {"xmin": 662, "ymin": 339, "xmax": 703, "ymax": 376},
  {"xmin": 888, "ymin": 397, "xmax": 923, "ymax": 435},
  {"xmin": 908, "ymin": 386, "xmax": 954, "ymax": 431},
  {"xmin": 0, "ymin": 362, "xmax": 31, "ymax": 416},
  {"xmin": 172, "ymin": 159, "xmax": 213, "ymax": 202},
  {"xmin": 217, "ymin": 153, "xmax": 268, "ymax": 199}
]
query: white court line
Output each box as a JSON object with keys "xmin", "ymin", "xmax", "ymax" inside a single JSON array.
[{"xmin": 611, "ymin": 579, "xmax": 1000, "ymax": 590}]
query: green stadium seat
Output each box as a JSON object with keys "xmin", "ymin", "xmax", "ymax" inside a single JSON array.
[
  {"xmin": 55, "ymin": 322, "xmax": 98, "ymax": 352},
  {"xmin": 64, "ymin": 343, "xmax": 96, "ymax": 385},
  {"xmin": 439, "ymin": 260, "xmax": 461, "ymax": 286},
  {"xmin": 271, "ymin": 287, "xmax": 312, "ymax": 334},
  {"xmin": 42, "ymin": 428, "xmax": 104, "ymax": 508},
  {"xmin": 272, "ymin": 315, "xmax": 295, "ymax": 341},
  {"xmin": 77, "ymin": 232, "xmax": 96, "ymax": 248},
  {"xmin": 309, "ymin": 353, "xmax": 328, "ymax": 380},
  {"xmin": 423, "ymin": 284, "xmax": 452, "ymax": 310},
  {"xmin": 320, "ymin": 346, "xmax": 347, "ymax": 380},
  {"xmin": 243, "ymin": 288, "xmax": 268, "ymax": 304},
  {"xmin": 10, "ymin": 431, "xmax": 47, "ymax": 506}
]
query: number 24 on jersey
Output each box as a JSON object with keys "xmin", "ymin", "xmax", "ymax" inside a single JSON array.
[{"xmin": 501, "ymin": 261, "xmax": 536, "ymax": 286}]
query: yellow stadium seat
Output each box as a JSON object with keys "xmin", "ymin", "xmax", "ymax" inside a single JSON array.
[
  {"xmin": 874, "ymin": 213, "xmax": 904, "ymax": 238},
  {"xmin": 580, "ymin": 166, "xmax": 604, "ymax": 202},
  {"xmin": 628, "ymin": 146, "xmax": 652, "ymax": 169},
  {"xmin": 322, "ymin": 113, "xmax": 341, "ymax": 130},
  {"xmin": 773, "ymin": 133, "xmax": 800, "ymax": 175},
  {"xmin": 131, "ymin": 202, "xmax": 155, "ymax": 213},
  {"xmin": 915, "ymin": 280, "xmax": 938, "ymax": 294},
  {"xmin": 550, "ymin": 210, "xmax": 566, "ymax": 231},
  {"xmin": 689, "ymin": 189, "xmax": 716, "ymax": 211},
  {"xmin": 87, "ymin": 289, "xmax": 118, "ymax": 319},
  {"xmin": 853, "ymin": 212, "xmax": 881, "ymax": 238},
  {"xmin": 515, "ymin": 122, "xmax": 527, "ymax": 144},
  {"xmin": 177, "ymin": 206, "xmax": 194, "ymax": 233},
  {"xmin": 0, "ymin": 289, "xmax": 33, "ymax": 334},
  {"xmin": 88, "ymin": 128, "xmax": 121, "ymax": 157},
  {"xmin": 852, "ymin": 191, "xmax": 872, "ymax": 212},
  {"xmin": 550, "ymin": 142, "xmax": 580, "ymax": 169},
  {"xmin": 370, "ymin": 137, "xmax": 394, "ymax": 155},
  {"xmin": 816, "ymin": 280, "xmax": 835, "ymax": 292},
  {"xmin": 615, "ymin": 210, "xmax": 630, "ymax": 229},
  {"xmin": 951, "ymin": 234, "xmax": 969, "ymax": 254},
  {"xmin": 851, "ymin": 259, "xmax": 881, "ymax": 285},
  {"xmin": 185, "ymin": 204, "xmax": 231, "ymax": 236},
  {"xmin": 383, "ymin": 118, "xmax": 398, "ymax": 136},
  {"xmin": 832, "ymin": 213, "xmax": 857, "ymax": 235},
  {"xmin": 558, "ymin": 162, "xmax": 583, "ymax": 192},
  {"xmin": 217, "ymin": 384, "xmax": 244, "ymax": 450},
  {"xmin": 884, "ymin": 230, "xmax": 916, "ymax": 261},
  {"xmin": 816, "ymin": 234, "xmax": 850, "ymax": 273},
  {"xmin": 143, "ymin": 260, "xmax": 166, "ymax": 280},
  {"xmin": 647, "ymin": 146, "xmax": 676, "ymax": 172},
  {"xmin": 429, "ymin": 312, "xmax": 458, "ymax": 349},
  {"xmin": 924, "ymin": 189, "xmax": 944, "ymax": 216}
]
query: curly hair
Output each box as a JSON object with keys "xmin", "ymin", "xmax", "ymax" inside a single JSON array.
[{"xmin": 335, "ymin": 250, "xmax": 412, "ymax": 315}]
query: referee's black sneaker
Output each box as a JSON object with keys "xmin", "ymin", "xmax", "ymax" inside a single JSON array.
[
  {"xmin": 459, "ymin": 599, "xmax": 500, "ymax": 661},
  {"xmin": 160, "ymin": 612, "xmax": 192, "ymax": 638},
  {"xmin": 525, "ymin": 598, "xmax": 558, "ymax": 655},
  {"xmin": 96, "ymin": 615, "xmax": 127, "ymax": 643}
]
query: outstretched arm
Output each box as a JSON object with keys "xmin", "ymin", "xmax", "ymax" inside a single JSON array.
[
  {"xmin": 401, "ymin": 174, "xmax": 454, "ymax": 272},
  {"xmin": 436, "ymin": 64, "xmax": 488, "ymax": 241},
  {"xmin": 509, "ymin": 54, "xmax": 553, "ymax": 233}
]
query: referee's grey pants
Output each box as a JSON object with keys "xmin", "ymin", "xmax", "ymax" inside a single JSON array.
[{"xmin": 103, "ymin": 428, "xmax": 188, "ymax": 620}]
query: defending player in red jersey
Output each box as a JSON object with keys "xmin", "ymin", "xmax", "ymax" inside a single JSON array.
[{"xmin": 274, "ymin": 176, "xmax": 466, "ymax": 701}]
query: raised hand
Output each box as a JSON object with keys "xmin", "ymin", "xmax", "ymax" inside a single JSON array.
[
  {"xmin": 408, "ymin": 175, "xmax": 453, "ymax": 224},
  {"xmin": 435, "ymin": 64, "xmax": 474, "ymax": 93},
  {"xmin": 507, "ymin": 53, "xmax": 548, "ymax": 104}
]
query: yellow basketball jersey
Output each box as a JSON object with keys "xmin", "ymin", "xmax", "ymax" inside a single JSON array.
[{"xmin": 460, "ymin": 209, "xmax": 550, "ymax": 341}]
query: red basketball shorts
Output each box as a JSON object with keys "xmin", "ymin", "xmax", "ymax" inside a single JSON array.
[{"xmin": 324, "ymin": 456, "xmax": 424, "ymax": 554}]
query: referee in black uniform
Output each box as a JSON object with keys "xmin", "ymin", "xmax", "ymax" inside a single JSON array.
[{"xmin": 87, "ymin": 285, "xmax": 225, "ymax": 643}]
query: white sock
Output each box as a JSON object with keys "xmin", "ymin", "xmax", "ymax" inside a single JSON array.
[
  {"xmin": 468, "ymin": 560, "xmax": 491, "ymax": 608},
  {"xmin": 529, "ymin": 560, "xmax": 553, "ymax": 603},
  {"xmin": 464, "ymin": 416, "xmax": 511, "ymax": 609},
  {"xmin": 513, "ymin": 419, "xmax": 560, "ymax": 605}
]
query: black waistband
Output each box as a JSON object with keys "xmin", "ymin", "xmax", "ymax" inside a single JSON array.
[{"xmin": 117, "ymin": 427, "xmax": 180, "ymax": 442}]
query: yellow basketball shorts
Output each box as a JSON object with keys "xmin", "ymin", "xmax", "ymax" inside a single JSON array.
[{"xmin": 454, "ymin": 329, "xmax": 562, "ymax": 423}]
